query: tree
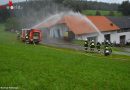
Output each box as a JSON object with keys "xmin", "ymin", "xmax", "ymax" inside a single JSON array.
[
  {"xmin": 5, "ymin": 17, "xmax": 20, "ymax": 31},
  {"xmin": 63, "ymin": 0, "xmax": 82, "ymax": 12},
  {"xmin": 54, "ymin": 0, "xmax": 63, "ymax": 4},
  {"xmin": 118, "ymin": 1, "xmax": 130, "ymax": 15},
  {"xmin": 109, "ymin": 11, "xmax": 115, "ymax": 16},
  {"xmin": 0, "ymin": 7, "xmax": 11, "ymax": 22},
  {"xmin": 96, "ymin": 10, "xmax": 101, "ymax": 16}
]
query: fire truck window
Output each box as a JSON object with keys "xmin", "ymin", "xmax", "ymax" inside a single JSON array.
[{"xmin": 34, "ymin": 32, "xmax": 39, "ymax": 36}]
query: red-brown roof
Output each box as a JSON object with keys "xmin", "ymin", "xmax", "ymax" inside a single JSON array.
[
  {"xmin": 64, "ymin": 16, "xmax": 95, "ymax": 35},
  {"xmin": 36, "ymin": 16, "xmax": 120, "ymax": 35},
  {"xmin": 87, "ymin": 16, "xmax": 120, "ymax": 32}
]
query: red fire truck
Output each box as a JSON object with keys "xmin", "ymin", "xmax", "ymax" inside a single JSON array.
[{"xmin": 21, "ymin": 29, "xmax": 42, "ymax": 44}]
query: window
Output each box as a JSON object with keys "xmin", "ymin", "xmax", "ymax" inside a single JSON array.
[
  {"xmin": 33, "ymin": 32, "xmax": 39, "ymax": 36},
  {"xmin": 87, "ymin": 36, "xmax": 97, "ymax": 42}
]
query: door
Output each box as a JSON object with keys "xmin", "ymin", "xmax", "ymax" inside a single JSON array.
[
  {"xmin": 120, "ymin": 35, "xmax": 126, "ymax": 46},
  {"xmin": 53, "ymin": 29, "xmax": 61, "ymax": 38},
  {"xmin": 104, "ymin": 34, "xmax": 111, "ymax": 42},
  {"xmin": 57, "ymin": 29, "xmax": 61, "ymax": 38}
]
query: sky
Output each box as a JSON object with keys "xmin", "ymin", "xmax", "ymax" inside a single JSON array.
[{"xmin": 0, "ymin": 0, "xmax": 129, "ymax": 5}]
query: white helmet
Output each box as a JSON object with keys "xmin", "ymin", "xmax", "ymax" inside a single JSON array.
[
  {"xmin": 106, "ymin": 40, "xmax": 109, "ymax": 43},
  {"xmin": 106, "ymin": 47, "xmax": 108, "ymax": 49},
  {"xmin": 92, "ymin": 40, "xmax": 94, "ymax": 42}
]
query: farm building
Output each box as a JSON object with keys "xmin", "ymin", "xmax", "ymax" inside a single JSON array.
[
  {"xmin": 39, "ymin": 15, "xmax": 96, "ymax": 41},
  {"xmin": 39, "ymin": 15, "xmax": 130, "ymax": 45},
  {"xmin": 107, "ymin": 16, "xmax": 130, "ymax": 45},
  {"xmin": 77, "ymin": 16, "xmax": 120, "ymax": 43}
]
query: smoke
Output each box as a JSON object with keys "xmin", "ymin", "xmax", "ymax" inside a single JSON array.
[{"xmin": 14, "ymin": 0, "xmax": 70, "ymax": 29}]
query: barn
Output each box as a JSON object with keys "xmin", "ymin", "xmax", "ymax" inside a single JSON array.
[
  {"xmin": 40, "ymin": 15, "xmax": 96, "ymax": 41},
  {"xmin": 39, "ymin": 15, "xmax": 130, "ymax": 45},
  {"xmin": 76, "ymin": 16, "xmax": 120, "ymax": 43}
]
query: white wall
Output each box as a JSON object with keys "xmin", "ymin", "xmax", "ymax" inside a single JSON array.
[
  {"xmin": 76, "ymin": 33, "xmax": 104, "ymax": 43},
  {"xmin": 50, "ymin": 24, "xmax": 69, "ymax": 38},
  {"xmin": 49, "ymin": 24, "xmax": 130, "ymax": 44},
  {"xmin": 116, "ymin": 32, "xmax": 130, "ymax": 44},
  {"xmin": 76, "ymin": 33, "xmax": 98, "ymax": 40},
  {"xmin": 101, "ymin": 31, "xmax": 118, "ymax": 43},
  {"xmin": 76, "ymin": 30, "xmax": 130, "ymax": 44}
]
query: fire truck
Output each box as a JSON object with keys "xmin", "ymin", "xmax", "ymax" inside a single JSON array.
[{"xmin": 21, "ymin": 29, "xmax": 42, "ymax": 44}]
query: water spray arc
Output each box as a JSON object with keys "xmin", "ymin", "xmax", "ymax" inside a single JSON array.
[{"xmin": 32, "ymin": 11, "xmax": 103, "ymax": 36}]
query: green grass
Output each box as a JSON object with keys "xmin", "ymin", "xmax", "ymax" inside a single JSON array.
[
  {"xmin": 72, "ymin": 40, "xmax": 84, "ymax": 46},
  {"xmin": 82, "ymin": 10, "xmax": 123, "ymax": 16},
  {"xmin": 112, "ymin": 47, "xmax": 130, "ymax": 53},
  {"xmin": 0, "ymin": 24, "xmax": 130, "ymax": 90}
]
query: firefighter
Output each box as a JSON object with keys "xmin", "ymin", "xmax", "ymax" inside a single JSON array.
[
  {"xmin": 104, "ymin": 40, "xmax": 110, "ymax": 47},
  {"xmin": 104, "ymin": 46, "xmax": 110, "ymax": 56},
  {"xmin": 16, "ymin": 31, "xmax": 20, "ymax": 40},
  {"xmin": 90, "ymin": 40, "xmax": 95, "ymax": 52},
  {"xmin": 84, "ymin": 39, "xmax": 89, "ymax": 52},
  {"xmin": 96, "ymin": 42, "xmax": 101, "ymax": 52},
  {"xmin": 104, "ymin": 40, "xmax": 112, "ymax": 55},
  {"xmin": 25, "ymin": 34, "xmax": 29, "ymax": 44}
]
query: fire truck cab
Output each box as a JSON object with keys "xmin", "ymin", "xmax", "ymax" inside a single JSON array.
[{"xmin": 21, "ymin": 29, "xmax": 42, "ymax": 44}]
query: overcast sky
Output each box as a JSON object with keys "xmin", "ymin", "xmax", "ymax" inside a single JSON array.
[{"xmin": 0, "ymin": 0, "xmax": 129, "ymax": 5}]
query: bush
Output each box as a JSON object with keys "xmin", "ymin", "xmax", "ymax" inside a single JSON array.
[
  {"xmin": 109, "ymin": 11, "xmax": 115, "ymax": 16},
  {"xmin": 96, "ymin": 10, "xmax": 101, "ymax": 16}
]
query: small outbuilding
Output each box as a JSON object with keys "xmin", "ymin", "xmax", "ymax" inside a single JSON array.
[{"xmin": 107, "ymin": 16, "xmax": 130, "ymax": 45}]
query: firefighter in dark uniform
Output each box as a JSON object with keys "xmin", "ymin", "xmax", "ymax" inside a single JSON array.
[
  {"xmin": 104, "ymin": 40, "xmax": 110, "ymax": 47},
  {"xmin": 84, "ymin": 39, "xmax": 89, "ymax": 52},
  {"xmin": 16, "ymin": 31, "xmax": 20, "ymax": 40},
  {"xmin": 90, "ymin": 40, "xmax": 95, "ymax": 52},
  {"xmin": 104, "ymin": 40, "xmax": 112, "ymax": 55},
  {"xmin": 25, "ymin": 34, "xmax": 29, "ymax": 44},
  {"xmin": 96, "ymin": 42, "xmax": 101, "ymax": 52}
]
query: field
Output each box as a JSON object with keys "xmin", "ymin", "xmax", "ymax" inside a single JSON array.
[
  {"xmin": 0, "ymin": 24, "xmax": 130, "ymax": 90},
  {"xmin": 82, "ymin": 10, "xmax": 123, "ymax": 16}
]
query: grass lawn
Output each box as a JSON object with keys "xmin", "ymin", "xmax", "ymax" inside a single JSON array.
[
  {"xmin": 0, "ymin": 24, "xmax": 130, "ymax": 90},
  {"xmin": 82, "ymin": 10, "xmax": 123, "ymax": 16}
]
